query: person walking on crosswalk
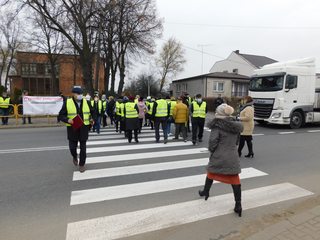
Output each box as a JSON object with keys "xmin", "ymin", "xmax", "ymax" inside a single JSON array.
[
  {"xmin": 58, "ymin": 86, "xmax": 96, "ymax": 173},
  {"xmin": 172, "ymin": 96, "xmax": 188, "ymax": 142},
  {"xmin": 190, "ymin": 94, "xmax": 208, "ymax": 145},
  {"xmin": 152, "ymin": 95, "xmax": 170, "ymax": 143},
  {"xmin": 198, "ymin": 103, "xmax": 244, "ymax": 217},
  {"xmin": 137, "ymin": 97, "xmax": 147, "ymax": 133},
  {"xmin": 124, "ymin": 96, "xmax": 140, "ymax": 143},
  {"xmin": 120, "ymin": 96, "xmax": 128, "ymax": 136},
  {"xmin": 91, "ymin": 94, "xmax": 103, "ymax": 134},
  {"xmin": 115, "ymin": 97, "xmax": 122, "ymax": 132},
  {"xmin": 145, "ymin": 96, "xmax": 154, "ymax": 130},
  {"xmin": 166, "ymin": 96, "xmax": 176, "ymax": 136}
]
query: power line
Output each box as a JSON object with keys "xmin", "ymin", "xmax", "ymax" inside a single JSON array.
[{"xmin": 165, "ymin": 21, "xmax": 320, "ymax": 30}]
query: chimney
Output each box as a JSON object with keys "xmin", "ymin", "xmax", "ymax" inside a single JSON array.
[{"xmin": 235, "ymin": 50, "xmax": 240, "ymax": 54}]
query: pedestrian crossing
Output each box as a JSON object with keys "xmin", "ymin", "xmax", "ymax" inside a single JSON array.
[{"xmin": 66, "ymin": 127, "xmax": 313, "ymax": 240}]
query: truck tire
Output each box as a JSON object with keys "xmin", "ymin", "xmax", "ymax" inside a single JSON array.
[{"xmin": 290, "ymin": 111, "xmax": 303, "ymax": 129}]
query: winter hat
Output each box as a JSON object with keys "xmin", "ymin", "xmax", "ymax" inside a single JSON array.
[
  {"xmin": 72, "ymin": 86, "xmax": 83, "ymax": 94},
  {"xmin": 215, "ymin": 103, "xmax": 234, "ymax": 117}
]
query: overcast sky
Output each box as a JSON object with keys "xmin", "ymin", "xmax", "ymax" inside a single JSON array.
[{"xmin": 150, "ymin": 0, "xmax": 320, "ymax": 80}]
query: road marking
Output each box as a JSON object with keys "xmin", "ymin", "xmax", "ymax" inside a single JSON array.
[
  {"xmin": 73, "ymin": 158, "xmax": 208, "ymax": 181},
  {"xmin": 89, "ymin": 133, "xmax": 159, "ymax": 140},
  {"xmin": 70, "ymin": 167, "xmax": 267, "ymax": 205},
  {"xmin": 307, "ymin": 130, "xmax": 320, "ymax": 133},
  {"xmin": 252, "ymin": 133, "xmax": 265, "ymax": 136},
  {"xmin": 82, "ymin": 142, "xmax": 194, "ymax": 154},
  {"xmin": 278, "ymin": 131, "xmax": 295, "ymax": 135},
  {"xmin": 90, "ymin": 129, "xmax": 159, "ymax": 135},
  {"xmin": 66, "ymin": 183, "xmax": 313, "ymax": 240},
  {"xmin": 0, "ymin": 146, "xmax": 67, "ymax": 154},
  {"xmin": 87, "ymin": 137, "xmax": 160, "ymax": 146},
  {"xmin": 85, "ymin": 148, "xmax": 209, "ymax": 164}
]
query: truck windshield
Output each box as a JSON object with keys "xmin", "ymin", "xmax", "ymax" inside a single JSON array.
[{"xmin": 250, "ymin": 75, "xmax": 284, "ymax": 91}]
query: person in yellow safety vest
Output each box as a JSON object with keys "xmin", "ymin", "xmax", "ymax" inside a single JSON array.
[
  {"xmin": 58, "ymin": 86, "xmax": 96, "ymax": 173},
  {"xmin": 152, "ymin": 95, "xmax": 170, "ymax": 144},
  {"xmin": 91, "ymin": 95, "xmax": 104, "ymax": 134},
  {"xmin": 190, "ymin": 94, "xmax": 208, "ymax": 145},
  {"xmin": 145, "ymin": 96, "xmax": 154, "ymax": 130},
  {"xmin": 119, "ymin": 96, "xmax": 128, "ymax": 136},
  {"xmin": 101, "ymin": 94, "xmax": 108, "ymax": 127},
  {"xmin": 124, "ymin": 96, "xmax": 140, "ymax": 143},
  {"xmin": 0, "ymin": 92, "xmax": 12, "ymax": 125},
  {"xmin": 115, "ymin": 97, "xmax": 122, "ymax": 132},
  {"xmin": 166, "ymin": 96, "xmax": 176, "ymax": 136}
]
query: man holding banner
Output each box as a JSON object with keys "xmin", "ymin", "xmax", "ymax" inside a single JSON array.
[{"xmin": 58, "ymin": 86, "xmax": 96, "ymax": 173}]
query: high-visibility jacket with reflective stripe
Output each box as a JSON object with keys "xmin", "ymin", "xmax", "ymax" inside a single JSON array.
[
  {"xmin": 124, "ymin": 102, "xmax": 138, "ymax": 118},
  {"xmin": 0, "ymin": 97, "xmax": 10, "ymax": 109},
  {"xmin": 169, "ymin": 101, "xmax": 177, "ymax": 116},
  {"xmin": 66, "ymin": 99, "xmax": 90, "ymax": 126},
  {"xmin": 155, "ymin": 99, "xmax": 168, "ymax": 117},
  {"xmin": 102, "ymin": 100, "xmax": 107, "ymax": 111},
  {"xmin": 91, "ymin": 100, "xmax": 103, "ymax": 113},
  {"xmin": 115, "ymin": 101, "xmax": 121, "ymax": 116},
  {"xmin": 120, "ymin": 103, "xmax": 125, "ymax": 117},
  {"xmin": 192, "ymin": 101, "xmax": 207, "ymax": 118},
  {"xmin": 147, "ymin": 102, "xmax": 154, "ymax": 115}
]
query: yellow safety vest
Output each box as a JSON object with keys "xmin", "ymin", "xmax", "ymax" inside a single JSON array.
[
  {"xmin": 155, "ymin": 99, "xmax": 168, "ymax": 117},
  {"xmin": 66, "ymin": 99, "xmax": 90, "ymax": 126},
  {"xmin": 120, "ymin": 103, "xmax": 125, "ymax": 117},
  {"xmin": 134, "ymin": 99, "xmax": 139, "ymax": 104},
  {"xmin": 169, "ymin": 101, "xmax": 177, "ymax": 116},
  {"xmin": 91, "ymin": 100, "xmax": 103, "ymax": 113},
  {"xmin": 192, "ymin": 101, "xmax": 207, "ymax": 118},
  {"xmin": 115, "ymin": 101, "xmax": 121, "ymax": 116},
  {"xmin": 124, "ymin": 102, "xmax": 138, "ymax": 118},
  {"xmin": 0, "ymin": 97, "xmax": 10, "ymax": 109},
  {"xmin": 102, "ymin": 100, "xmax": 107, "ymax": 111},
  {"xmin": 147, "ymin": 102, "xmax": 154, "ymax": 115}
]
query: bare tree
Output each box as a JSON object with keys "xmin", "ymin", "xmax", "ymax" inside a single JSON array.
[
  {"xmin": 156, "ymin": 37, "xmax": 186, "ymax": 92},
  {"xmin": 0, "ymin": 12, "xmax": 24, "ymax": 90}
]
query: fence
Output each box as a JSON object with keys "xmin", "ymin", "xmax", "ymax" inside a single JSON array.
[{"xmin": 0, "ymin": 104, "xmax": 59, "ymax": 126}]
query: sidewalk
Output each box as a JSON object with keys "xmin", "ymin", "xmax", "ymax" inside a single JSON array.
[{"xmin": 0, "ymin": 117, "xmax": 63, "ymax": 129}]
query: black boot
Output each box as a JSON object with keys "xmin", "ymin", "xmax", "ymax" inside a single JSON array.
[
  {"xmin": 245, "ymin": 140, "xmax": 254, "ymax": 158},
  {"xmin": 198, "ymin": 177, "xmax": 213, "ymax": 201},
  {"xmin": 232, "ymin": 184, "xmax": 242, "ymax": 217}
]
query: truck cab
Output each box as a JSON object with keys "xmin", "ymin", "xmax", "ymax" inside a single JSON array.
[{"xmin": 249, "ymin": 58, "xmax": 320, "ymax": 128}]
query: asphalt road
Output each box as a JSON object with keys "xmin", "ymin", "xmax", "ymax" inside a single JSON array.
[{"xmin": 0, "ymin": 122, "xmax": 319, "ymax": 240}]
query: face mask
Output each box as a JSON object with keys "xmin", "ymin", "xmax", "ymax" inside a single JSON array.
[
  {"xmin": 76, "ymin": 94, "xmax": 83, "ymax": 101},
  {"xmin": 85, "ymin": 95, "xmax": 91, "ymax": 101},
  {"xmin": 196, "ymin": 98, "xmax": 202, "ymax": 103}
]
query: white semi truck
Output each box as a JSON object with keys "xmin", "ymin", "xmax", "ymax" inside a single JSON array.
[{"xmin": 248, "ymin": 58, "xmax": 320, "ymax": 128}]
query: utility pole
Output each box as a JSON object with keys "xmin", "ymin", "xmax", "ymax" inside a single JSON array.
[{"xmin": 197, "ymin": 44, "xmax": 214, "ymax": 74}]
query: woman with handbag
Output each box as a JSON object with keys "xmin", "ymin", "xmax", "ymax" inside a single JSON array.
[{"xmin": 198, "ymin": 104, "xmax": 244, "ymax": 217}]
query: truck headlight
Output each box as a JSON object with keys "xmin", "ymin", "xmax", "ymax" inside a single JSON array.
[{"xmin": 271, "ymin": 113, "xmax": 281, "ymax": 118}]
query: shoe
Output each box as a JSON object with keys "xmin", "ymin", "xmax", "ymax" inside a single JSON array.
[
  {"xmin": 72, "ymin": 158, "xmax": 78, "ymax": 166},
  {"xmin": 245, "ymin": 153, "xmax": 254, "ymax": 158},
  {"xmin": 192, "ymin": 141, "xmax": 197, "ymax": 146},
  {"xmin": 135, "ymin": 139, "xmax": 139, "ymax": 143},
  {"xmin": 198, "ymin": 190, "xmax": 209, "ymax": 201},
  {"xmin": 184, "ymin": 139, "xmax": 187, "ymax": 142},
  {"xmin": 79, "ymin": 165, "xmax": 85, "ymax": 173},
  {"xmin": 164, "ymin": 139, "xmax": 168, "ymax": 144},
  {"xmin": 238, "ymin": 151, "xmax": 242, "ymax": 157},
  {"xmin": 128, "ymin": 139, "xmax": 132, "ymax": 143},
  {"xmin": 198, "ymin": 138, "xmax": 203, "ymax": 142},
  {"xmin": 155, "ymin": 140, "xmax": 160, "ymax": 143},
  {"xmin": 234, "ymin": 202, "xmax": 242, "ymax": 217}
]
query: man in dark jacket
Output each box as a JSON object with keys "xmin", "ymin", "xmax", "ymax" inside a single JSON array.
[
  {"xmin": 58, "ymin": 86, "xmax": 96, "ymax": 173},
  {"xmin": 152, "ymin": 95, "xmax": 170, "ymax": 144},
  {"xmin": 190, "ymin": 94, "xmax": 208, "ymax": 145}
]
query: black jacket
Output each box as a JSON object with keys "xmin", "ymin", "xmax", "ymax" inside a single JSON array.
[{"xmin": 58, "ymin": 98, "xmax": 96, "ymax": 141}]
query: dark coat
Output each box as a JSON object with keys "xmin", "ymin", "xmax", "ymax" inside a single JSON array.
[
  {"xmin": 206, "ymin": 117, "xmax": 243, "ymax": 175},
  {"xmin": 58, "ymin": 98, "xmax": 96, "ymax": 141}
]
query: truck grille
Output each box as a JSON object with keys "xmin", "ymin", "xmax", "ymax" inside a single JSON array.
[{"xmin": 253, "ymin": 98, "xmax": 275, "ymax": 119}]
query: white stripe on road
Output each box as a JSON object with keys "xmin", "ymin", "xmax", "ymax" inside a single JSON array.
[
  {"xmin": 0, "ymin": 146, "xmax": 67, "ymax": 154},
  {"xmin": 85, "ymin": 148, "xmax": 209, "ymax": 164},
  {"xmin": 278, "ymin": 131, "xmax": 295, "ymax": 135},
  {"xmin": 252, "ymin": 133, "xmax": 265, "ymax": 136},
  {"xmin": 82, "ymin": 142, "xmax": 194, "ymax": 154},
  {"xmin": 89, "ymin": 133, "xmax": 159, "ymax": 140},
  {"xmin": 307, "ymin": 129, "xmax": 320, "ymax": 133},
  {"xmin": 73, "ymin": 158, "xmax": 208, "ymax": 181},
  {"xmin": 70, "ymin": 167, "xmax": 267, "ymax": 205},
  {"xmin": 66, "ymin": 183, "xmax": 313, "ymax": 240},
  {"xmin": 90, "ymin": 129, "xmax": 157, "ymax": 135},
  {"xmin": 87, "ymin": 137, "xmax": 159, "ymax": 146}
]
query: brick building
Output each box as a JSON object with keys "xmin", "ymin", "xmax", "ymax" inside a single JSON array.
[{"xmin": 10, "ymin": 51, "xmax": 105, "ymax": 96}]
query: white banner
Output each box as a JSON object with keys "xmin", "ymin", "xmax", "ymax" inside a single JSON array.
[{"xmin": 23, "ymin": 96, "xmax": 64, "ymax": 115}]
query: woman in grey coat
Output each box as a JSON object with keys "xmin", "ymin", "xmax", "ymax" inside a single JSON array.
[{"xmin": 198, "ymin": 103, "xmax": 244, "ymax": 217}]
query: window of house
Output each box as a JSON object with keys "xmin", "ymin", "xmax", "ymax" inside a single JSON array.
[
  {"xmin": 29, "ymin": 63, "xmax": 37, "ymax": 75},
  {"xmin": 213, "ymin": 82, "xmax": 224, "ymax": 92}
]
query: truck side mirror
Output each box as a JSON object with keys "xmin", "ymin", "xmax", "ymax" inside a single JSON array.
[{"xmin": 285, "ymin": 75, "xmax": 298, "ymax": 90}]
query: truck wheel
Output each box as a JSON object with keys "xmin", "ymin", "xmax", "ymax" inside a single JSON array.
[{"xmin": 290, "ymin": 111, "xmax": 303, "ymax": 129}]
